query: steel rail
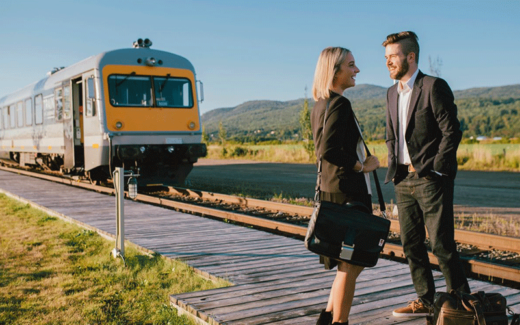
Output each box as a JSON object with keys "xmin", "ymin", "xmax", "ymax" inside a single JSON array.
[
  {"xmin": 1, "ymin": 165, "xmax": 519, "ymax": 283},
  {"xmin": 168, "ymin": 186, "xmax": 520, "ymax": 254}
]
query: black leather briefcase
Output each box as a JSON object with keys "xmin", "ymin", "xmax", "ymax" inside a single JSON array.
[{"xmin": 305, "ymin": 199, "xmax": 391, "ymax": 267}]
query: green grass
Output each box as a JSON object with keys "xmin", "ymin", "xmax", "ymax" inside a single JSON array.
[
  {"xmin": 0, "ymin": 194, "xmax": 229, "ymax": 325},
  {"xmin": 205, "ymin": 143, "xmax": 520, "ymax": 172}
]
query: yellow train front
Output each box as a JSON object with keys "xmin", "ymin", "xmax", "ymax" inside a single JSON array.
[{"xmin": 0, "ymin": 39, "xmax": 207, "ymax": 185}]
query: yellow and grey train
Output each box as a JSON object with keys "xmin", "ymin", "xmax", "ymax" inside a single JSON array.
[{"xmin": 0, "ymin": 39, "xmax": 207, "ymax": 185}]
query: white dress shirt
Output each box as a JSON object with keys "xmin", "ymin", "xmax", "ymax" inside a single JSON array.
[
  {"xmin": 354, "ymin": 119, "xmax": 372, "ymax": 195},
  {"xmin": 397, "ymin": 68, "xmax": 420, "ymax": 165}
]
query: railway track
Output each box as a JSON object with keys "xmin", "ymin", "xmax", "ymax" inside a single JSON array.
[{"xmin": 1, "ymin": 164, "xmax": 519, "ymax": 286}]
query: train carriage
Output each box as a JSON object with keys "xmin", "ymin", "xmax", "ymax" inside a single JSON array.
[{"xmin": 0, "ymin": 39, "xmax": 207, "ymax": 185}]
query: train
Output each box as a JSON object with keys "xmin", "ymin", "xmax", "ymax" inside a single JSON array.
[{"xmin": 0, "ymin": 38, "xmax": 207, "ymax": 185}]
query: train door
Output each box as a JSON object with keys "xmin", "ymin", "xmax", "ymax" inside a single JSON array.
[
  {"xmin": 70, "ymin": 77, "xmax": 84, "ymax": 169},
  {"xmin": 62, "ymin": 80, "xmax": 75, "ymax": 171}
]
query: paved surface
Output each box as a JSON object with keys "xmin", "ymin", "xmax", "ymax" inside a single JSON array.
[{"xmin": 189, "ymin": 159, "xmax": 520, "ymax": 215}]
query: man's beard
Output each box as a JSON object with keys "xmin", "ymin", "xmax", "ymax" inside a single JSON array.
[{"xmin": 392, "ymin": 59, "xmax": 409, "ymax": 80}]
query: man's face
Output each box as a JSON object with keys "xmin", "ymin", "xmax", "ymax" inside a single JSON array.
[{"xmin": 385, "ymin": 43, "xmax": 409, "ymax": 80}]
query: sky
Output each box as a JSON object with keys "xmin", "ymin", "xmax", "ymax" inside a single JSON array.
[{"xmin": 1, "ymin": 0, "xmax": 519, "ymax": 114}]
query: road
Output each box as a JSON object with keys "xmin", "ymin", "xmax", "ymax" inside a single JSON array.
[{"xmin": 188, "ymin": 159, "xmax": 520, "ymax": 217}]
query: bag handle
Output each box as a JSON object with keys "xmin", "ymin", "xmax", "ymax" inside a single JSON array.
[
  {"xmin": 316, "ymin": 98, "xmax": 387, "ymax": 218},
  {"xmin": 453, "ymin": 291, "xmax": 487, "ymax": 325}
]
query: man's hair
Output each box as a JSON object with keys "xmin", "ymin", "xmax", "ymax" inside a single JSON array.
[
  {"xmin": 382, "ymin": 31, "xmax": 420, "ymax": 64},
  {"xmin": 312, "ymin": 47, "xmax": 351, "ymax": 101}
]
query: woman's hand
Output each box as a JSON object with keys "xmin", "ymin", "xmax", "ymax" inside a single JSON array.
[{"xmin": 363, "ymin": 156, "xmax": 380, "ymax": 173}]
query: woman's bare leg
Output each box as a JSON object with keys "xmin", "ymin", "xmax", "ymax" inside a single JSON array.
[{"xmin": 332, "ymin": 262, "xmax": 364, "ymax": 323}]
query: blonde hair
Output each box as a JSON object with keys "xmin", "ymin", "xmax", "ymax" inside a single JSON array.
[{"xmin": 312, "ymin": 47, "xmax": 351, "ymax": 101}]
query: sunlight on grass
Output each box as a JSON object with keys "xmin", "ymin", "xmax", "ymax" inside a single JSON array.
[
  {"xmin": 205, "ymin": 143, "xmax": 520, "ymax": 172},
  {"xmin": 0, "ymin": 194, "xmax": 229, "ymax": 325}
]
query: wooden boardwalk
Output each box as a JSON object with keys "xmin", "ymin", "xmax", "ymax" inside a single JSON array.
[{"xmin": 1, "ymin": 169, "xmax": 519, "ymax": 325}]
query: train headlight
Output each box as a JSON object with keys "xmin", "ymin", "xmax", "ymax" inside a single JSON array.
[
  {"xmin": 140, "ymin": 146, "xmax": 146, "ymax": 153},
  {"xmin": 167, "ymin": 146, "xmax": 175, "ymax": 153},
  {"xmin": 145, "ymin": 57, "xmax": 156, "ymax": 66},
  {"xmin": 188, "ymin": 121, "xmax": 196, "ymax": 130},
  {"xmin": 115, "ymin": 121, "xmax": 123, "ymax": 129}
]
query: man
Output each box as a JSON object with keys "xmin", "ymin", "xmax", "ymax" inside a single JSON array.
[{"xmin": 382, "ymin": 31, "xmax": 470, "ymax": 317}]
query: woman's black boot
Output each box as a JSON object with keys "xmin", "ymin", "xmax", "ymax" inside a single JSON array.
[
  {"xmin": 316, "ymin": 309, "xmax": 332, "ymax": 325},
  {"xmin": 332, "ymin": 322, "xmax": 348, "ymax": 325}
]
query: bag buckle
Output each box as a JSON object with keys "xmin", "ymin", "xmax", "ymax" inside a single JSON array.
[{"xmin": 339, "ymin": 242, "xmax": 355, "ymax": 260}]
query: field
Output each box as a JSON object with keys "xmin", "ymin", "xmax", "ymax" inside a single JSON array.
[
  {"xmin": 0, "ymin": 194, "xmax": 228, "ymax": 325},
  {"xmin": 206, "ymin": 143, "xmax": 520, "ymax": 172}
]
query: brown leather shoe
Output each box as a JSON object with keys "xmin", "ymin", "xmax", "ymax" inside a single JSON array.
[{"xmin": 393, "ymin": 299, "xmax": 432, "ymax": 317}]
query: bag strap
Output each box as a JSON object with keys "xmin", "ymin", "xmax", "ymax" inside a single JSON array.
[
  {"xmin": 315, "ymin": 98, "xmax": 387, "ymax": 218},
  {"xmin": 508, "ymin": 307, "xmax": 519, "ymax": 325},
  {"xmin": 455, "ymin": 291, "xmax": 487, "ymax": 325}
]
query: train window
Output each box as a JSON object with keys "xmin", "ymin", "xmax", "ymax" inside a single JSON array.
[
  {"xmin": 9, "ymin": 105, "xmax": 16, "ymax": 128},
  {"xmin": 86, "ymin": 77, "xmax": 96, "ymax": 117},
  {"xmin": 35, "ymin": 94, "xmax": 43, "ymax": 125},
  {"xmin": 43, "ymin": 95, "xmax": 55, "ymax": 121},
  {"xmin": 25, "ymin": 98, "xmax": 32, "ymax": 126},
  {"xmin": 63, "ymin": 85, "xmax": 71, "ymax": 119},
  {"xmin": 108, "ymin": 74, "xmax": 153, "ymax": 107},
  {"xmin": 153, "ymin": 77, "xmax": 193, "ymax": 108},
  {"xmin": 1, "ymin": 107, "xmax": 6, "ymax": 129},
  {"xmin": 55, "ymin": 88, "xmax": 63, "ymax": 121},
  {"xmin": 2, "ymin": 107, "xmax": 8, "ymax": 129},
  {"xmin": 17, "ymin": 102, "xmax": 24, "ymax": 127}
]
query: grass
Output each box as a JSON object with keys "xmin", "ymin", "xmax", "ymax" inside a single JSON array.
[
  {"xmin": 452, "ymin": 213, "xmax": 520, "ymax": 237},
  {"xmin": 0, "ymin": 194, "xmax": 229, "ymax": 325},
  {"xmin": 205, "ymin": 143, "xmax": 520, "ymax": 172}
]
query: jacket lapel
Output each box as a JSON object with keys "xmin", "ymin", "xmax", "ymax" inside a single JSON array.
[
  {"xmin": 389, "ymin": 84, "xmax": 399, "ymax": 136},
  {"xmin": 405, "ymin": 71, "xmax": 424, "ymax": 134}
]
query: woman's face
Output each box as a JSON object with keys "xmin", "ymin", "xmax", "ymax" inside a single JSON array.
[{"xmin": 333, "ymin": 52, "xmax": 360, "ymax": 92}]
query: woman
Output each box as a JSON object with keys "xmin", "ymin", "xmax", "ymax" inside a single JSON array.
[{"xmin": 311, "ymin": 47, "xmax": 380, "ymax": 325}]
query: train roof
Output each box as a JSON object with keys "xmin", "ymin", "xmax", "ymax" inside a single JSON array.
[{"xmin": 0, "ymin": 48, "xmax": 195, "ymax": 105}]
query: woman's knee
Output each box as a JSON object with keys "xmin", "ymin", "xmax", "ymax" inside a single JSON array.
[{"xmin": 337, "ymin": 261, "xmax": 364, "ymax": 275}]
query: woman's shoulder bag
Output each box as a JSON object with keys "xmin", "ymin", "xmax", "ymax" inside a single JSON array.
[{"xmin": 304, "ymin": 99, "xmax": 391, "ymax": 267}]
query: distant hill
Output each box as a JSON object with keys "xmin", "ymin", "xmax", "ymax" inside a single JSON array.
[
  {"xmin": 343, "ymin": 84, "xmax": 387, "ymax": 100},
  {"xmin": 454, "ymin": 85, "xmax": 520, "ymax": 99},
  {"xmin": 202, "ymin": 84, "xmax": 520, "ymax": 141}
]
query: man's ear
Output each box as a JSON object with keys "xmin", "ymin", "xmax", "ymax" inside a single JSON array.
[{"xmin": 408, "ymin": 52, "xmax": 416, "ymax": 63}]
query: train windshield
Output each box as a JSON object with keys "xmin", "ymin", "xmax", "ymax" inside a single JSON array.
[
  {"xmin": 108, "ymin": 75, "xmax": 153, "ymax": 107},
  {"xmin": 107, "ymin": 74, "xmax": 193, "ymax": 108},
  {"xmin": 153, "ymin": 77, "xmax": 193, "ymax": 108}
]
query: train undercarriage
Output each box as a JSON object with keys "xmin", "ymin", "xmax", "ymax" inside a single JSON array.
[{"xmin": 2, "ymin": 143, "xmax": 206, "ymax": 186}]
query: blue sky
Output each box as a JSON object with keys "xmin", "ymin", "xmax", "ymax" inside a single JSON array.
[{"xmin": 1, "ymin": 1, "xmax": 519, "ymax": 114}]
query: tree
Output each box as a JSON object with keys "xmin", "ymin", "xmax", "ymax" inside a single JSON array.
[
  {"xmin": 299, "ymin": 87, "xmax": 315, "ymax": 158},
  {"xmin": 429, "ymin": 55, "xmax": 443, "ymax": 77},
  {"xmin": 201, "ymin": 125, "xmax": 209, "ymax": 144},
  {"xmin": 218, "ymin": 120, "xmax": 227, "ymax": 146}
]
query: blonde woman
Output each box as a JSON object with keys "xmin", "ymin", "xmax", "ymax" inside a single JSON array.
[{"xmin": 311, "ymin": 47, "xmax": 380, "ymax": 325}]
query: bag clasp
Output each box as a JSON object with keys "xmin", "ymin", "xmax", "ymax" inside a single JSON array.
[{"xmin": 339, "ymin": 242, "xmax": 355, "ymax": 260}]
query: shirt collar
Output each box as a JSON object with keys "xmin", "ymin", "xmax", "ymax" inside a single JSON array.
[{"xmin": 397, "ymin": 68, "xmax": 420, "ymax": 94}]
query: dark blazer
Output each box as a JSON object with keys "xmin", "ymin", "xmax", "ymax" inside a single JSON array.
[
  {"xmin": 385, "ymin": 71, "xmax": 462, "ymax": 184},
  {"xmin": 311, "ymin": 92, "xmax": 368, "ymax": 195}
]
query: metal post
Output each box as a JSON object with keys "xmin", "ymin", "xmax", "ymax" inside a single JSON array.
[{"xmin": 112, "ymin": 167, "xmax": 125, "ymax": 259}]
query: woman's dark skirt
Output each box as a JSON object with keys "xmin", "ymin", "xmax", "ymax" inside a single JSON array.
[{"xmin": 318, "ymin": 191, "xmax": 373, "ymax": 270}]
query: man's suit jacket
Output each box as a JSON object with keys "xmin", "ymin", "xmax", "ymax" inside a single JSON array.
[
  {"xmin": 311, "ymin": 92, "xmax": 368, "ymax": 195},
  {"xmin": 385, "ymin": 71, "xmax": 462, "ymax": 184}
]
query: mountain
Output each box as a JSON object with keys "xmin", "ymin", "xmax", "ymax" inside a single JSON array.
[
  {"xmin": 343, "ymin": 84, "xmax": 387, "ymax": 100},
  {"xmin": 202, "ymin": 84, "xmax": 520, "ymax": 141}
]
